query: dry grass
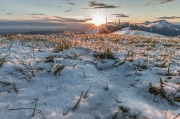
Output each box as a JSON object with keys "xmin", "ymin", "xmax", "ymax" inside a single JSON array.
[{"xmin": 1, "ymin": 33, "xmax": 180, "ymax": 119}]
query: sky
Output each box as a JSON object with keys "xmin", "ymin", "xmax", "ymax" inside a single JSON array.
[{"xmin": 0, "ymin": 0, "xmax": 180, "ymax": 32}]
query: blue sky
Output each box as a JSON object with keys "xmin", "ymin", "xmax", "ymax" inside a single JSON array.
[
  {"xmin": 0, "ymin": 0, "xmax": 180, "ymax": 32},
  {"xmin": 0, "ymin": 0, "xmax": 180, "ymax": 22}
]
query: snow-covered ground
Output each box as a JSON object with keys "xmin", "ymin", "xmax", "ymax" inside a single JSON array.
[{"xmin": 0, "ymin": 34, "xmax": 180, "ymax": 119}]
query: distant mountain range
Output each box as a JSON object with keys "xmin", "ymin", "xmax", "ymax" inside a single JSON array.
[
  {"xmin": 98, "ymin": 20, "xmax": 180, "ymax": 36},
  {"xmin": 0, "ymin": 20, "xmax": 179, "ymax": 36},
  {"xmin": 137, "ymin": 20, "xmax": 180, "ymax": 36},
  {"xmin": 111, "ymin": 27, "xmax": 163, "ymax": 37}
]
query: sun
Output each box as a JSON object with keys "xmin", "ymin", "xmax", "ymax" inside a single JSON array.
[{"xmin": 90, "ymin": 15, "xmax": 105, "ymax": 26}]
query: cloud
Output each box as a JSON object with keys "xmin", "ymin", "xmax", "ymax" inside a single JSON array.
[
  {"xmin": 0, "ymin": 20, "xmax": 94, "ymax": 33},
  {"xmin": 84, "ymin": 18, "xmax": 92, "ymax": 21},
  {"xmin": 158, "ymin": 0, "xmax": 175, "ymax": 4},
  {"xmin": 6, "ymin": 13, "xmax": 14, "ymax": 15},
  {"xmin": 145, "ymin": 2, "xmax": 155, "ymax": 6},
  {"xmin": 145, "ymin": 0, "xmax": 176, "ymax": 6},
  {"xmin": 57, "ymin": 6, "xmax": 61, "ymax": 8},
  {"xmin": 65, "ymin": 10, "xmax": 72, "ymax": 12},
  {"xmin": 84, "ymin": 1, "xmax": 120, "ymax": 9},
  {"xmin": 111, "ymin": 14, "xmax": 129, "ymax": 17},
  {"xmin": 29, "ymin": 13, "xmax": 45, "ymax": 16},
  {"xmin": 52, "ymin": 16, "xmax": 92, "ymax": 23},
  {"xmin": 157, "ymin": 16, "xmax": 180, "ymax": 19},
  {"xmin": 67, "ymin": 2, "xmax": 75, "ymax": 5},
  {"xmin": 59, "ymin": 17, "xmax": 91, "ymax": 22}
]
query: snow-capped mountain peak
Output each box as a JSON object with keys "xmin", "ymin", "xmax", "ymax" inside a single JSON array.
[
  {"xmin": 138, "ymin": 20, "xmax": 180, "ymax": 36},
  {"xmin": 111, "ymin": 27, "xmax": 163, "ymax": 37},
  {"xmin": 142, "ymin": 20, "xmax": 172, "ymax": 28}
]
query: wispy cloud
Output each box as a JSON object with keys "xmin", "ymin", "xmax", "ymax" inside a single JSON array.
[
  {"xmin": 84, "ymin": 1, "xmax": 120, "ymax": 9},
  {"xmin": 111, "ymin": 14, "xmax": 129, "ymax": 17},
  {"xmin": 65, "ymin": 10, "xmax": 72, "ymax": 12},
  {"xmin": 158, "ymin": 0, "xmax": 175, "ymax": 4},
  {"xmin": 145, "ymin": 2, "xmax": 155, "ymax": 6},
  {"xmin": 67, "ymin": 2, "xmax": 75, "ymax": 5},
  {"xmin": 145, "ymin": 0, "xmax": 176, "ymax": 6},
  {"xmin": 29, "ymin": 13, "xmax": 45, "ymax": 16},
  {"xmin": 65, "ymin": 0, "xmax": 75, "ymax": 5},
  {"xmin": 6, "ymin": 13, "xmax": 14, "ymax": 15},
  {"xmin": 0, "ymin": 20, "xmax": 94, "ymax": 33},
  {"xmin": 52, "ymin": 16, "xmax": 92, "ymax": 23},
  {"xmin": 59, "ymin": 17, "xmax": 91, "ymax": 22},
  {"xmin": 157, "ymin": 16, "xmax": 180, "ymax": 19}
]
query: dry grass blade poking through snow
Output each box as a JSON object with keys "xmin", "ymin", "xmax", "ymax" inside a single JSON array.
[
  {"xmin": 8, "ymin": 98, "xmax": 46, "ymax": 118},
  {"xmin": 0, "ymin": 53, "xmax": 10, "ymax": 67},
  {"xmin": 149, "ymin": 77, "xmax": 180, "ymax": 106},
  {"xmin": 52, "ymin": 64, "xmax": 66, "ymax": 76},
  {"xmin": 0, "ymin": 33, "xmax": 180, "ymax": 119},
  {"xmin": 0, "ymin": 77, "xmax": 18, "ymax": 94},
  {"xmin": 72, "ymin": 91, "xmax": 84, "ymax": 111}
]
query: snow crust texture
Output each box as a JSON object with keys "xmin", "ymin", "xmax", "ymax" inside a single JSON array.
[{"xmin": 0, "ymin": 33, "xmax": 180, "ymax": 119}]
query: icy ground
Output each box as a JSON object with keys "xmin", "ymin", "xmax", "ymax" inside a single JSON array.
[{"xmin": 0, "ymin": 34, "xmax": 180, "ymax": 119}]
